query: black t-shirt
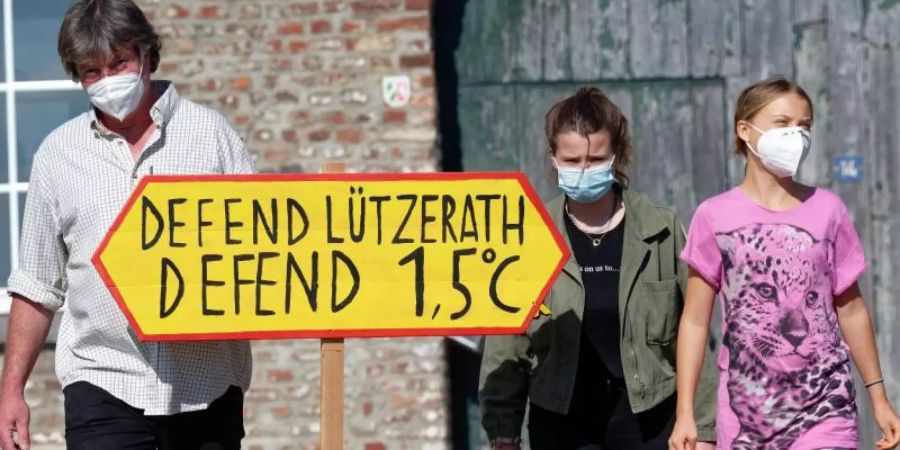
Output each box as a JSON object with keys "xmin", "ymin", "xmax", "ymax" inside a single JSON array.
[{"xmin": 564, "ymin": 212, "xmax": 626, "ymax": 380}]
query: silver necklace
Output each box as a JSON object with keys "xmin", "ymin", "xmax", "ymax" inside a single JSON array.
[{"xmin": 568, "ymin": 193, "xmax": 620, "ymax": 247}]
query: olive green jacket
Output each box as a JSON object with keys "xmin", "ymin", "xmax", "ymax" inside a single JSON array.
[{"xmin": 478, "ymin": 189, "xmax": 718, "ymax": 442}]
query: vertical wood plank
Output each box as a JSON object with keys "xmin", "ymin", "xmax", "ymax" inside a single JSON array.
[
  {"xmin": 794, "ymin": 22, "xmax": 830, "ymax": 185},
  {"xmin": 741, "ymin": 0, "xmax": 794, "ymax": 81},
  {"xmin": 689, "ymin": 81, "xmax": 728, "ymax": 217},
  {"xmin": 688, "ymin": 0, "xmax": 742, "ymax": 77},
  {"xmin": 630, "ymin": 82, "xmax": 695, "ymax": 216},
  {"xmin": 826, "ymin": 1, "xmax": 875, "ymax": 447},
  {"xmin": 629, "ymin": 0, "xmax": 689, "ymax": 78},
  {"xmin": 455, "ymin": 0, "xmax": 510, "ymax": 84},
  {"xmin": 862, "ymin": 0, "xmax": 900, "ymax": 46},
  {"xmin": 864, "ymin": 40, "xmax": 900, "ymax": 443},
  {"xmin": 508, "ymin": 0, "xmax": 544, "ymax": 82},
  {"xmin": 793, "ymin": 0, "xmax": 827, "ymax": 23},
  {"xmin": 459, "ymin": 86, "xmax": 519, "ymax": 171},
  {"xmin": 542, "ymin": 0, "xmax": 570, "ymax": 81},
  {"xmin": 516, "ymin": 85, "xmax": 573, "ymax": 201},
  {"xmin": 569, "ymin": 0, "xmax": 630, "ymax": 80}
]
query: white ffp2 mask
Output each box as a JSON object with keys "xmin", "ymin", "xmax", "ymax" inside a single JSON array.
[
  {"xmin": 86, "ymin": 65, "xmax": 146, "ymax": 122},
  {"xmin": 745, "ymin": 123, "xmax": 811, "ymax": 178}
]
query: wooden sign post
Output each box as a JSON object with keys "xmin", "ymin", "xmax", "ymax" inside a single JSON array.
[
  {"xmin": 92, "ymin": 172, "xmax": 570, "ymax": 450},
  {"xmin": 319, "ymin": 163, "xmax": 345, "ymax": 450}
]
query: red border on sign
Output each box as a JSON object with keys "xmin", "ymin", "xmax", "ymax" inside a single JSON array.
[{"xmin": 91, "ymin": 172, "xmax": 570, "ymax": 342}]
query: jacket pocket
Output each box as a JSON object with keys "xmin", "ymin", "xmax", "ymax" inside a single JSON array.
[{"xmin": 641, "ymin": 279, "xmax": 678, "ymax": 345}]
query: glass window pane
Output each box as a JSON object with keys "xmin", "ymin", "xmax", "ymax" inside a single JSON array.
[
  {"xmin": 1, "ymin": 194, "xmax": 10, "ymax": 286},
  {"xmin": 17, "ymin": 90, "xmax": 87, "ymax": 181},
  {"xmin": 0, "ymin": 93, "xmax": 6, "ymax": 183},
  {"xmin": 0, "ymin": 5, "xmax": 5, "ymax": 82},
  {"xmin": 14, "ymin": 0, "xmax": 72, "ymax": 81}
]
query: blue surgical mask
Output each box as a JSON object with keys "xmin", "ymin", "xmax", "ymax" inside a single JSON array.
[{"xmin": 556, "ymin": 158, "xmax": 616, "ymax": 203}]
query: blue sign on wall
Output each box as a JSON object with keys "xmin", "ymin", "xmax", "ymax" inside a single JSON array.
[{"xmin": 833, "ymin": 155, "xmax": 863, "ymax": 184}]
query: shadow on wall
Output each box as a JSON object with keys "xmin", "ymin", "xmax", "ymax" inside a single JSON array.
[{"xmin": 433, "ymin": 0, "xmax": 466, "ymax": 172}]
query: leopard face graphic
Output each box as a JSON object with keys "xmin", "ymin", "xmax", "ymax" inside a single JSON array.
[{"xmin": 717, "ymin": 224, "xmax": 855, "ymax": 449}]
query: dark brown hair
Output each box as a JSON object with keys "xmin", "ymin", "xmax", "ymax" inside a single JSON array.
[
  {"xmin": 58, "ymin": 0, "xmax": 162, "ymax": 81},
  {"xmin": 733, "ymin": 77, "xmax": 814, "ymax": 155},
  {"xmin": 545, "ymin": 87, "xmax": 632, "ymax": 187}
]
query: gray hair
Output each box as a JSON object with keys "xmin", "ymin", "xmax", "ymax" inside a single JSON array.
[{"xmin": 57, "ymin": 0, "xmax": 162, "ymax": 81}]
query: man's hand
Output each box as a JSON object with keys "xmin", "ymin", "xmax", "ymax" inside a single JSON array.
[{"xmin": 0, "ymin": 389, "xmax": 30, "ymax": 450}]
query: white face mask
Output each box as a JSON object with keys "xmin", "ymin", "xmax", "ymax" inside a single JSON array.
[
  {"xmin": 744, "ymin": 122, "xmax": 811, "ymax": 178},
  {"xmin": 86, "ymin": 64, "xmax": 146, "ymax": 122}
]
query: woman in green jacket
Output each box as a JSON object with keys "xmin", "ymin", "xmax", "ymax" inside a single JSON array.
[{"xmin": 479, "ymin": 87, "xmax": 717, "ymax": 450}]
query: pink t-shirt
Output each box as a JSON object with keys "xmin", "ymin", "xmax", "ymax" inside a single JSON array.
[{"xmin": 682, "ymin": 187, "xmax": 865, "ymax": 450}]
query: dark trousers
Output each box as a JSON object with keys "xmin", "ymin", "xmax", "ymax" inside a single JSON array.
[
  {"xmin": 63, "ymin": 381, "xmax": 244, "ymax": 450},
  {"xmin": 528, "ymin": 378, "xmax": 675, "ymax": 450}
]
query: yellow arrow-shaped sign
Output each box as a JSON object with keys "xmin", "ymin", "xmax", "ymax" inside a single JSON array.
[{"xmin": 92, "ymin": 172, "xmax": 568, "ymax": 341}]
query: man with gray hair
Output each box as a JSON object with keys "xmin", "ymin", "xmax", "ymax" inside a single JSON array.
[{"xmin": 0, "ymin": 1, "xmax": 253, "ymax": 448}]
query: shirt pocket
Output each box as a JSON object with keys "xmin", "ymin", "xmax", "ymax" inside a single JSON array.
[{"xmin": 641, "ymin": 279, "xmax": 679, "ymax": 345}]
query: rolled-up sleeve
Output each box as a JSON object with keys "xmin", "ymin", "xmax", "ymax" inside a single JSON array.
[{"xmin": 7, "ymin": 153, "xmax": 67, "ymax": 311}]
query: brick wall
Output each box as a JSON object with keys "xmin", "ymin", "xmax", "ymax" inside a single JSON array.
[
  {"xmin": 11, "ymin": 1, "xmax": 450, "ymax": 449},
  {"xmin": 146, "ymin": 0, "xmax": 438, "ymax": 175}
]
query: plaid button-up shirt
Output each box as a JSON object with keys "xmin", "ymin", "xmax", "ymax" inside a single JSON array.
[{"xmin": 7, "ymin": 81, "xmax": 254, "ymax": 415}]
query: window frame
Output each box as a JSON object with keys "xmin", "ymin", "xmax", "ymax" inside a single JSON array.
[{"xmin": 1, "ymin": 0, "xmax": 81, "ymax": 316}]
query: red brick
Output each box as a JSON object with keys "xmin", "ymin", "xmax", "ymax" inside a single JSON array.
[
  {"xmin": 267, "ymin": 40, "xmax": 283, "ymax": 53},
  {"xmin": 406, "ymin": 0, "xmax": 429, "ymax": 10},
  {"xmin": 254, "ymin": 351, "xmax": 276, "ymax": 362},
  {"xmin": 341, "ymin": 20, "xmax": 366, "ymax": 33},
  {"xmin": 165, "ymin": 5, "xmax": 190, "ymax": 18},
  {"xmin": 337, "ymin": 128, "xmax": 362, "ymax": 144},
  {"xmin": 323, "ymin": 111, "xmax": 347, "ymax": 125},
  {"xmin": 159, "ymin": 62, "xmax": 178, "ymax": 74},
  {"xmin": 371, "ymin": 56, "xmax": 392, "ymax": 69},
  {"xmin": 284, "ymin": 2, "xmax": 319, "ymax": 15},
  {"xmin": 324, "ymin": 1, "xmax": 347, "ymax": 13},
  {"xmin": 351, "ymin": 0, "xmax": 401, "ymax": 13},
  {"xmin": 254, "ymin": 130, "xmax": 274, "ymax": 141},
  {"xmin": 311, "ymin": 20, "xmax": 332, "ymax": 34},
  {"xmin": 267, "ymin": 369, "xmax": 294, "ymax": 382},
  {"xmin": 382, "ymin": 110, "xmax": 407, "ymax": 123},
  {"xmin": 410, "ymin": 92, "xmax": 436, "ymax": 107},
  {"xmin": 365, "ymin": 444, "xmax": 386, "ymax": 450},
  {"xmin": 265, "ymin": 149, "xmax": 291, "ymax": 164},
  {"xmin": 399, "ymin": 53, "xmax": 433, "ymax": 68},
  {"xmin": 288, "ymin": 40, "xmax": 309, "ymax": 52},
  {"xmin": 309, "ymin": 130, "xmax": 331, "ymax": 141},
  {"xmin": 269, "ymin": 58, "xmax": 293, "ymax": 70},
  {"xmin": 321, "ymin": 162, "xmax": 347, "ymax": 173},
  {"xmin": 272, "ymin": 405, "xmax": 292, "ymax": 418},
  {"xmin": 376, "ymin": 15, "xmax": 429, "ymax": 32},
  {"xmin": 277, "ymin": 23, "xmax": 305, "ymax": 35},
  {"xmin": 197, "ymin": 78, "xmax": 221, "ymax": 92},
  {"xmin": 322, "ymin": 73, "xmax": 349, "ymax": 85},
  {"xmin": 282, "ymin": 129, "xmax": 298, "ymax": 142},
  {"xmin": 416, "ymin": 74, "xmax": 435, "ymax": 88},
  {"xmin": 234, "ymin": 115, "xmax": 251, "ymax": 126},
  {"xmin": 362, "ymin": 401, "xmax": 374, "ymax": 416},
  {"xmin": 292, "ymin": 110, "xmax": 311, "ymax": 126},
  {"xmin": 231, "ymin": 76, "xmax": 252, "ymax": 91},
  {"xmin": 198, "ymin": 6, "xmax": 218, "ymax": 18}
]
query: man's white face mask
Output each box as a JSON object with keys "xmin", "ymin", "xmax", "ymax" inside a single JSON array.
[{"xmin": 86, "ymin": 62, "xmax": 146, "ymax": 122}]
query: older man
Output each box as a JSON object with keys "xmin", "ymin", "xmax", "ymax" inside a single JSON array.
[{"xmin": 0, "ymin": 1, "xmax": 253, "ymax": 448}]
